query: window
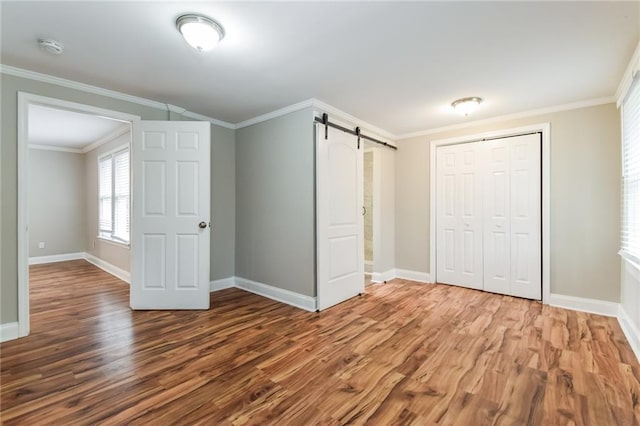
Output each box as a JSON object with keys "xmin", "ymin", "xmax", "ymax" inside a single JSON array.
[
  {"xmin": 622, "ymin": 77, "xmax": 640, "ymax": 264},
  {"xmin": 99, "ymin": 147, "xmax": 130, "ymax": 244}
]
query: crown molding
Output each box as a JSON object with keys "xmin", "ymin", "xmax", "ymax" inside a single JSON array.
[
  {"xmin": 615, "ymin": 39, "xmax": 640, "ymax": 106},
  {"xmin": 395, "ymin": 96, "xmax": 616, "ymax": 140},
  {"xmin": 29, "ymin": 144, "xmax": 83, "ymax": 154},
  {"xmin": 234, "ymin": 99, "xmax": 315, "ymax": 129},
  {"xmin": 0, "ymin": 64, "xmax": 235, "ymax": 129},
  {"xmin": 82, "ymin": 123, "xmax": 130, "ymax": 154}
]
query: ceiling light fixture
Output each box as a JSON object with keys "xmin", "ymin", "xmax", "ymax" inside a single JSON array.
[
  {"xmin": 451, "ymin": 97, "xmax": 483, "ymax": 116},
  {"xmin": 176, "ymin": 14, "xmax": 225, "ymax": 52},
  {"xmin": 38, "ymin": 38, "xmax": 64, "ymax": 55}
]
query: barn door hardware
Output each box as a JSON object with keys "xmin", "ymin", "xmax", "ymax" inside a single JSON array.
[{"xmin": 313, "ymin": 114, "xmax": 397, "ymax": 150}]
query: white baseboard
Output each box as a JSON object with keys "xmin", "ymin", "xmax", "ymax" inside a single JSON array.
[
  {"xmin": 0, "ymin": 322, "xmax": 19, "ymax": 343},
  {"xmin": 210, "ymin": 277, "xmax": 235, "ymax": 292},
  {"xmin": 371, "ymin": 269, "xmax": 396, "ymax": 283},
  {"xmin": 235, "ymin": 276, "xmax": 317, "ymax": 312},
  {"xmin": 394, "ymin": 269, "xmax": 432, "ymax": 283},
  {"xmin": 29, "ymin": 252, "xmax": 85, "ymax": 265},
  {"xmin": 618, "ymin": 305, "xmax": 640, "ymax": 362},
  {"xmin": 84, "ymin": 253, "xmax": 130, "ymax": 284},
  {"xmin": 547, "ymin": 293, "xmax": 619, "ymax": 317}
]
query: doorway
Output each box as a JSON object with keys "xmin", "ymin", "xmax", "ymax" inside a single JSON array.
[{"xmin": 16, "ymin": 93, "xmax": 139, "ymax": 337}]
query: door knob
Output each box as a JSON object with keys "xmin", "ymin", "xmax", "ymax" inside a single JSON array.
[{"xmin": 199, "ymin": 221, "xmax": 207, "ymax": 229}]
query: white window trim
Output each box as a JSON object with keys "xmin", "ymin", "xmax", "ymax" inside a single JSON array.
[{"xmin": 98, "ymin": 143, "xmax": 130, "ymax": 246}]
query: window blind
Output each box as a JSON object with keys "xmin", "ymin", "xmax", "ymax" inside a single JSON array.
[
  {"xmin": 98, "ymin": 147, "xmax": 130, "ymax": 244},
  {"xmin": 99, "ymin": 156, "xmax": 113, "ymax": 234},
  {"xmin": 113, "ymin": 150, "xmax": 130, "ymax": 242},
  {"xmin": 622, "ymin": 76, "xmax": 640, "ymax": 264}
]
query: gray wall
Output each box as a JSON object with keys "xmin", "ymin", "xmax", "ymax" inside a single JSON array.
[
  {"xmin": 85, "ymin": 132, "xmax": 131, "ymax": 271},
  {"xmin": 28, "ymin": 149, "xmax": 86, "ymax": 257},
  {"xmin": 395, "ymin": 103, "xmax": 621, "ymax": 302},
  {"xmin": 235, "ymin": 108, "xmax": 316, "ymax": 297},
  {"xmin": 211, "ymin": 125, "xmax": 236, "ymax": 281},
  {"xmin": 0, "ymin": 73, "xmax": 236, "ymax": 325}
]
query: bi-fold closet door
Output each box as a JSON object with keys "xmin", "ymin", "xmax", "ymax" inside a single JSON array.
[{"xmin": 436, "ymin": 134, "xmax": 541, "ymax": 300}]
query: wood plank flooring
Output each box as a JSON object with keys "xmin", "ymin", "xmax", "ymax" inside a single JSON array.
[{"xmin": 2, "ymin": 260, "xmax": 639, "ymax": 424}]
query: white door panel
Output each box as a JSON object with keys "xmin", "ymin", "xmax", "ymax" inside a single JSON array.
[
  {"xmin": 436, "ymin": 143, "xmax": 483, "ymax": 290},
  {"xmin": 437, "ymin": 134, "xmax": 541, "ymax": 300},
  {"xmin": 509, "ymin": 134, "xmax": 541, "ymax": 299},
  {"xmin": 317, "ymin": 125, "xmax": 364, "ymax": 311},
  {"xmin": 131, "ymin": 121, "xmax": 210, "ymax": 310}
]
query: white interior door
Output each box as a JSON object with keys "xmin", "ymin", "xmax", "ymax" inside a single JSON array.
[
  {"xmin": 436, "ymin": 134, "xmax": 541, "ymax": 300},
  {"xmin": 130, "ymin": 121, "xmax": 211, "ymax": 309},
  {"xmin": 507, "ymin": 134, "xmax": 541, "ymax": 299},
  {"xmin": 317, "ymin": 125, "xmax": 364, "ymax": 311},
  {"xmin": 436, "ymin": 143, "xmax": 483, "ymax": 290}
]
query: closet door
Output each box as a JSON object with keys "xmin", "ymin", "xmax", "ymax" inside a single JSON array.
[
  {"xmin": 436, "ymin": 143, "xmax": 483, "ymax": 290},
  {"xmin": 508, "ymin": 134, "xmax": 541, "ymax": 299},
  {"xmin": 483, "ymin": 134, "xmax": 541, "ymax": 299}
]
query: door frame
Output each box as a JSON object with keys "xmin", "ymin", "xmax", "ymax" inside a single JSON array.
[
  {"xmin": 16, "ymin": 92, "xmax": 140, "ymax": 338},
  {"xmin": 429, "ymin": 123, "xmax": 551, "ymax": 303}
]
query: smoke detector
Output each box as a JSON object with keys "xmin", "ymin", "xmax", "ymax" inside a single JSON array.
[{"xmin": 38, "ymin": 39, "xmax": 64, "ymax": 55}]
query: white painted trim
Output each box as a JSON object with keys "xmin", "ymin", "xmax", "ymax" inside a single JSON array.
[
  {"xmin": 616, "ymin": 40, "xmax": 640, "ymax": 106},
  {"xmin": 82, "ymin": 124, "xmax": 130, "ymax": 154},
  {"xmin": 84, "ymin": 253, "xmax": 130, "ymax": 284},
  {"xmin": 429, "ymin": 123, "xmax": 551, "ymax": 303},
  {"xmin": 548, "ymin": 293, "xmax": 619, "ymax": 317},
  {"xmin": 235, "ymin": 99, "xmax": 315, "ymax": 129},
  {"xmin": 210, "ymin": 277, "xmax": 235, "ymax": 292},
  {"xmin": 397, "ymin": 97, "xmax": 613, "ymax": 140},
  {"xmin": 235, "ymin": 276, "xmax": 317, "ymax": 312},
  {"xmin": 29, "ymin": 252, "xmax": 85, "ymax": 265},
  {"xmin": 371, "ymin": 269, "xmax": 397, "ymax": 283},
  {"xmin": 17, "ymin": 93, "xmax": 139, "ymax": 338},
  {"xmin": 0, "ymin": 64, "xmax": 235, "ymax": 129},
  {"xmin": 235, "ymin": 98, "xmax": 397, "ymax": 142},
  {"xmin": 29, "ymin": 144, "xmax": 83, "ymax": 154},
  {"xmin": 0, "ymin": 323, "xmax": 19, "ymax": 343},
  {"xmin": 618, "ymin": 305, "xmax": 640, "ymax": 362},
  {"xmin": 394, "ymin": 269, "xmax": 432, "ymax": 283}
]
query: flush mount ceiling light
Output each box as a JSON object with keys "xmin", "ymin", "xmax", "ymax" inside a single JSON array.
[
  {"xmin": 451, "ymin": 97, "xmax": 483, "ymax": 116},
  {"xmin": 38, "ymin": 38, "xmax": 64, "ymax": 55},
  {"xmin": 176, "ymin": 14, "xmax": 225, "ymax": 52}
]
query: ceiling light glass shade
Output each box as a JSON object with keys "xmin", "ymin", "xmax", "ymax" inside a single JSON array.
[
  {"xmin": 176, "ymin": 14, "xmax": 225, "ymax": 52},
  {"xmin": 451, "ymin": 97, "xmax": 483, "ymax": 116}
]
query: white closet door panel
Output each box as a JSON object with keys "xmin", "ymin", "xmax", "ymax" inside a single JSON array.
[
  {"xmin": 509, "ymin": 134, "xmax": 541, "ymax": 299},
  {"xmin": 483, "ymin": 140, "xmax": 511, "ymax": 294},
  {"xmin": 436, "ymin": 143, "xmax": 482, "ymax": 290}
]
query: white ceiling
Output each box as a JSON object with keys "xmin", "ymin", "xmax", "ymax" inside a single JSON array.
[
  {"xmin": 2, "ymin": 2, "xmax": 638, "ymax": 136},
  {"xmin": 28, "ymin": 104, "xmax": 127, "ymax": 150}
]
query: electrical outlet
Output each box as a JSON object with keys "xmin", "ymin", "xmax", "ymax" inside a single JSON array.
[{"xmin": 38, "ymin": 242, "xmax": 45, "ymax": 249}]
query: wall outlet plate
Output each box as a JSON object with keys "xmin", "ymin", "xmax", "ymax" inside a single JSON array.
[{"xmin": 38, "ymin": 242, "xmax": 45, "ymax": 249}]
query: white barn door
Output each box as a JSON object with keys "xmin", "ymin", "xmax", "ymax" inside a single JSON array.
[
  {"xmin": 130, "ymin": 121, "xmax": 211, "ymax": 309},
  {"xmin": 316, "ymin": 125, "xmax": 364, "ymax": 311}
]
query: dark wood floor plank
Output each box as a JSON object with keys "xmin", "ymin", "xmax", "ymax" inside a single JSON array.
[{"xmin": 1, "ymin": 260, "xmax": 639, "ymax": 424}]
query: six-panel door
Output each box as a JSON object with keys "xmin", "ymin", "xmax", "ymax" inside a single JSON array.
[
  {"xmin": 131, "ymin": 121, "xmax": 211, "ymax": 310},
  {"xmin": 436, "ymin": 134, "xmax": 541, "ymax": 300}
]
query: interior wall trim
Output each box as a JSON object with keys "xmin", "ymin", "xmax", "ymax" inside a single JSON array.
[
  {"xmin": 0, "ymin": 64, "xmax": 235, "ymax": 129},
  {"xmin": 234, "ymin": 276, "xmax": 317, "ymax": 312}
]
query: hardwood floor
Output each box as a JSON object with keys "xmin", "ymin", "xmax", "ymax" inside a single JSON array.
[{"xmin": 1, "ymin": 260, "xmax": 639, "ymax": 424}]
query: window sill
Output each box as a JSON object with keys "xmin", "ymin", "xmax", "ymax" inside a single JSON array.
[
  {"xmin": 619, "ymin": 250, "xmax": 640, "ymax": 280},
  {"xmin": 97, "ymin": 236, "xmax": 130, "ymax": 250}
]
